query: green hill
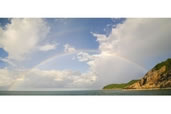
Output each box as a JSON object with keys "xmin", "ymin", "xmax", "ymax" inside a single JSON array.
[
  {"xmin": 153, "ymin": 58, "xmax": 171, "ymax": 71},
  {"xmin": 103, "ymin": 58, "xmax": 171, "ymax": 90},
  {"xmin": 103, "ymin": 80, "xmax": 139, "ymax": 89}
]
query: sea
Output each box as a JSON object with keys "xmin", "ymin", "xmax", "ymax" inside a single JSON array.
[{"xmin": 1, "ymin": 89, "xmax": 171, "ymax": 95}]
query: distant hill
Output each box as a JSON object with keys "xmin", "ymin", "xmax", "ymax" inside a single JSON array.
[{"xmin": 103, "ymin": 58, "xmax": 171, "ymax": 90}]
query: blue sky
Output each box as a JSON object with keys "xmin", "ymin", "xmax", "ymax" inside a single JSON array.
[
  {"xmin": 0, "ymin": 18, "xmax": 125, "ymax": 71},
  {"xmin": 42, "ymin": 18, "xmax": 125, "ymax": 72},
  {"xmin": 45, "ymin": 18, "xmax": 125, "ymax": 49},
  {"xmin": 0, "ymin": 18, "xmax": 171, "ymax": 90},
  {"xmin": 0, "ymin": 47, "xmax": 8, "ymax": 68}
]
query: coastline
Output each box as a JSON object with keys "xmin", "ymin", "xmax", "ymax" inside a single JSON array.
[{"xmin": 103, "ymin": 87, "xmax": 171, "ymax": 91}]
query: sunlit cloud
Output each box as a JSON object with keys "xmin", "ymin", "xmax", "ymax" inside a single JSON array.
[{"xmin": 0, "ymin": 18, "xmax": 171, "ymax": 90}]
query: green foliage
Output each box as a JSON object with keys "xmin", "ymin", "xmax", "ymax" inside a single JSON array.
[
  {"xmin": 127, "ymin": 80, "xmax": 139, "ymax": 85},
  {"xmin": 154, "ymin": 58, "xmax": 171, "ymax": 71},
  {"xmin": 103, "ymin": 80, "xmax": 139, "ymax": 89}
]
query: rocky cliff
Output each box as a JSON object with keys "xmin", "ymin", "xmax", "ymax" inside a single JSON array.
[{"xmin": 126, "ymin": 58, "xmax": 171, "ymax": 89}]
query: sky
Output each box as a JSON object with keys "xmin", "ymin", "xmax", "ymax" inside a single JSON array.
[{"xmin": 0, "ymin": 18, "xmax": 171, "ymax": 90}]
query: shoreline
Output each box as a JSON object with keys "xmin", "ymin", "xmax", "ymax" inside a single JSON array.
[{"xmin": 103, "ymin": 87, "xmax": 171, "ymax": 91}]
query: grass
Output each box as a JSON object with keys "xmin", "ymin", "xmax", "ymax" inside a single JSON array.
[{"xmin": 103, "ymin": 80, "xmax": 139, "ymax": 89}]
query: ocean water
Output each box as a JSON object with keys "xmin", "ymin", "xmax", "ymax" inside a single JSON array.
[{"xmin": 0, "ymin": 89, "xmax": 171, "ymax": 95}]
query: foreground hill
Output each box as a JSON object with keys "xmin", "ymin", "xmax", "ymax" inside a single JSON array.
[{"xmin": 103, "ymin": 58, "xmax": 171, "ymax": 90}]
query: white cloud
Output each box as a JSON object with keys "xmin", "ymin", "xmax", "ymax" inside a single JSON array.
[
  {"xmin": 0, "ymin": 68, "xmax": 96, "ymax": 90},
  {"xmin": 70, "ymin": 72, "xmax": 96, "ymax": 87},
  {"xmin": 77, "ymin": 52, "xmax": 92, "ymax": 62},
  {"xmin": 64, "ymin": 44, "xmax": 76, "ymax": 53},
  {"xmin": 39, "ymin": 43, "xmax": 58, "ymax": 51},
  {"xmin": 86, "ymin": 18, "xmax": 171, "ymax": 88},
  {"xmin": 0, "ymin": 18, "xmax": 50, "ymax": 61},
  {"xmin": 0, "ymin": 69, "xmax": 13, "ymax": 87},
  {"xmin": 0, "ymin": 57, "xmax": 16, "ymax": 67},
  {"xmin": 93, "ymin": 19, "xmax": 171, "ymax": 65},
  {"xmin": 86, "ymin": 52, "xmax": 146, "ymax": 88},
  {"xmin": 1, "ymin": 18, "xmax": 171, "ymax": 90}
]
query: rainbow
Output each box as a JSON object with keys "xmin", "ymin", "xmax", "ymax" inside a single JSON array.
[{"xmin": 8, "ymin": 50, "xmax": 147, "ymax": 90}]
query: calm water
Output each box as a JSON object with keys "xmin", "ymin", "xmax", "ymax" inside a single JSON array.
[{"xmin": 0, "ymin": 89, "xmax": 171, "ymax": 95}]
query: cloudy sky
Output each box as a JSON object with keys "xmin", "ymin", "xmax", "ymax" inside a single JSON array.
[{"xmin": 0, "ymin": 18, "xmax": 171, "ymax": 90}]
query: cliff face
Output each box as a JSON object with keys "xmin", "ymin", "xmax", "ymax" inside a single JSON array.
[{"xmin": 127, "ymin": 59, "xmax": 171, "ymax": 89}]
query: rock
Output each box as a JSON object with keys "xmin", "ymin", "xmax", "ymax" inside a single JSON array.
[{"xmin": 127, "ymin": 58, "xmax": 171, "ymax": 89}]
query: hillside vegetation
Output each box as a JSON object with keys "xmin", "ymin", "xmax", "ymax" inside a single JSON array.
[{"xmin": 103, "ymin": 80, "xmax": 139, "ymax": 89}]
